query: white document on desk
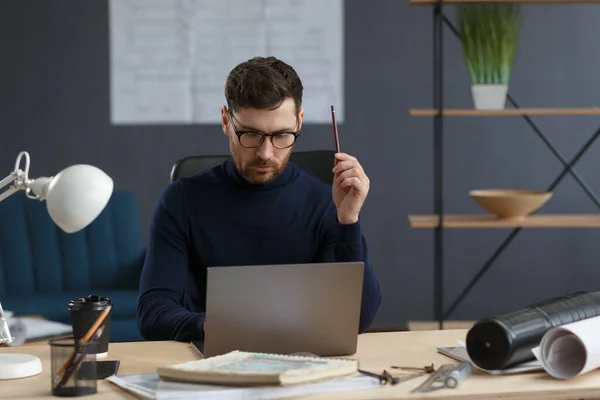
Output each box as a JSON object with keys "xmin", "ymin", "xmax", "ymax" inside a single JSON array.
[
  {"xmin": 5, "ymin": 315, "xmax": 72, "ymax": 343},
  {"xmin": 107, "ymin": 372, "xmax": 380, "ymax": 400},
  {"xmin": 532, "ymin": 315, "xmax": 600, "ymax": 379},
  {"xmin": 19, "ymin": 317, "xmax": 72, "ymax": 340},
  {"xmin": 437, "ymin": 346, "xmax": 543, "ymax": 375}
]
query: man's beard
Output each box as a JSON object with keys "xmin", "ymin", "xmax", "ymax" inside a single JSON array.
[{"xmin": 231, "ymin": 145, "xmax": 290, "ymax": 185}]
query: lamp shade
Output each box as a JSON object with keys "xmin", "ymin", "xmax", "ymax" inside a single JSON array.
[{"xmin": 42, "ymin": 164, "xmax": 114, "ymax": 233}]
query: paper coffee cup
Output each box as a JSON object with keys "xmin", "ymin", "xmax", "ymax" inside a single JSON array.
[{"xmin": 68, "ymin": 295, "xmax": 112, "ymax": 358}]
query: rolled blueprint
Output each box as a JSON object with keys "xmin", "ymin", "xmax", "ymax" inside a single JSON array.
[
  {"xmin": 532, "ymin": 315, "xmax": 600, "ymax": 379},
  {"xmin": 465, "ymin": 291, "xmax": 600, "ymax": 370}
]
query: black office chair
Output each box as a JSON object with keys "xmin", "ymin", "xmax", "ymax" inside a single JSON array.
[{"xmin": 170, "ymin": 150, "xmax": 336, "ymax": 184}]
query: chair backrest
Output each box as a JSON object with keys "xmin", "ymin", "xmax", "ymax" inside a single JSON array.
[
  {"xmin": 0, "ymin": 190, "xmax": 144, "ymax": 298},
  {"xmin": 170, "ymin": 150, "xmax": 336, "ymax": 184}
]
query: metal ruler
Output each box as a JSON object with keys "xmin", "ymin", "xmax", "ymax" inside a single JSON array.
[{"xmin": 411, "ymin": 361, "xmax": 473, "ymax": 393}]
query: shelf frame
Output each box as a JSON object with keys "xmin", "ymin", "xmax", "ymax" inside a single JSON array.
[
  {"xmin": 432, "ymin": 0, "xmax": 445, "ymax": 335},
  {"xmin": 415, "ymin": 3, "xmax": 600, "ymax": 329}
]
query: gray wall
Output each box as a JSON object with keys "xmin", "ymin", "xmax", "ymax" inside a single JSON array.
[{"xmin": 1, "ymin": 0, "xmax": 599, "ymax": 329}]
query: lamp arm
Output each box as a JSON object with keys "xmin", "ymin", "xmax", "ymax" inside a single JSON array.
[
  {"xmin": 0, "ymin": 174, "xmax": 19, "ymax": 202},
  {"xmin": 0, "ymin": 151, "xmax": 47, "ymax": 202}
]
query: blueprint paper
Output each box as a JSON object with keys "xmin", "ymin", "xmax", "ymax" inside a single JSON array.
[
  {"xmin": 532, "ymin": 315, "xmax": 600, "ymax": 379},
  {"xmin": 109, "ymin": 0, "xmax": 344, "ymax": 125}
]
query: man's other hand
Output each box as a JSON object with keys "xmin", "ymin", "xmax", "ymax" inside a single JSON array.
[{"xmin": 332, "ymin": 152, "xmax": 370, "ymax": 224}]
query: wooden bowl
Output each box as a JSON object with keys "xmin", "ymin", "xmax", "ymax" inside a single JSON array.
[{"xmin": 469, "ymin": 189, "xmax": 553, "ymax": 219}]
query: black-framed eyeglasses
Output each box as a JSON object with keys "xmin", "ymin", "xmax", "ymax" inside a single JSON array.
[{"xmin": 228, "ymin": 111, "xmax": 300, "ymax": 149}]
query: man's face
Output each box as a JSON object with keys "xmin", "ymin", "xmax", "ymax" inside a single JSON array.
[{"xmin": 222, "ymin": 98, "xmax": 303, "ymax": 184}]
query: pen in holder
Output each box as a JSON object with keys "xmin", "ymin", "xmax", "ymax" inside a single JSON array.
[
  {"xmin": 50, "ymin": 304, "xmax": 111, "ymax": 397},
  {"xmin": 49, "ymin": 335, "xmax": 99, "ymax": 397}
]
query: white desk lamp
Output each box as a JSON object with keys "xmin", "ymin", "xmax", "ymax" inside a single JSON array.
[{"xmin": 0, "ymin": 151, "xmax": 113, "ymax": 379}]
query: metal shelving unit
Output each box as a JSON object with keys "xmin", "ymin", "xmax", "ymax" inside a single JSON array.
[{"xmin": 408, "ymin": 0, "xmax": 600, "ymax": 329}]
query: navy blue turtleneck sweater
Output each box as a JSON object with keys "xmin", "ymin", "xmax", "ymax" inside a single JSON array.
[{"xmin": 137, "ymin": 158, "xmax": 382, "ymax": 342}]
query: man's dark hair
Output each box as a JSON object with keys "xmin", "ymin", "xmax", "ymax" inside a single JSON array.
[{"xmin": 225, "ymin": 56, "xmax": 303, "ymax": 116}]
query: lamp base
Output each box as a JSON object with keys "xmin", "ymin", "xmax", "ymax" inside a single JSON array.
[{"xmin": 0, "ymin": 353, "xmax": 42, "ymax": 379}]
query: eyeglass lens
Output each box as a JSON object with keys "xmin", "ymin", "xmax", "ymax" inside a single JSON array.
[{"xmin": 240, "ymin": 132, "xmax": 295, "ymax": 149}]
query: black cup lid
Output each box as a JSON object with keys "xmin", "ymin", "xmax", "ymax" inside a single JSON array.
[{"xmin": 68, "ymin": 295, "xmax": 111, "ymax": 311}]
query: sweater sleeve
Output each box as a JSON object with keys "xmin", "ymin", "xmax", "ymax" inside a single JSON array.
[
  {"xmin": 137, "ymin": 181, "xmax": 206, "ymax": 342},
  {"xmin": 316, "ymin": 206, "xmax": 382, "ymax": 333}
]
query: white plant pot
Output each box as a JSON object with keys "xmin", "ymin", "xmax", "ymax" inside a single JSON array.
[{"xmin": 471, "ymin": 84, "xmax": 508, "ymax": 110}]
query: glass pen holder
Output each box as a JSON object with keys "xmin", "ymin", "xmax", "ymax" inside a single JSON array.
[{"xmin": 49, "ymin": 336, "xmax": 98, "ymax": 397}]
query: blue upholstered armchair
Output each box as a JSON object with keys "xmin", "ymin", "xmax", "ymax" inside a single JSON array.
[{"xmin": 0, "ymin": 190, "xmax": 145, "ymax": 342}]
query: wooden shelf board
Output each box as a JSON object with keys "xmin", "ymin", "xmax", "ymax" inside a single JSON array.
[
  {"xmin": 410, "ymin": 0, "xmax": 600, "ymax": 4},
  {"xmin": 408, "ymin": 214, "xmax": 600, "ymax": 228},
  {"xmin": 410, "ymin": 108, "xmax": 600, "ymax": 116}
]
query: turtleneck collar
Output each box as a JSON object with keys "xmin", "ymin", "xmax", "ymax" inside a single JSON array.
[{"xmin": 223, "ymin": 157, "xmax": 297, "ymax": 190}]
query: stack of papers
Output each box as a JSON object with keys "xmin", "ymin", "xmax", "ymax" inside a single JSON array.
[
  {"xmin": 107, "ymin": 372, "xmax": 381, "ymax": 400},
  {"xmin": 19, "ymin": 317, "xmax": 72, "ymax": 340},
  {"xmin": 4, "ymin": 312, "xmax": 72, "ymax": 345}
]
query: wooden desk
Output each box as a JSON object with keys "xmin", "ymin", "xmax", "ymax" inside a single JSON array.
[
  {"xmin": 3, "ymin": 329, "xmax": 600, "ymax": 400},
  {"xmin": 407, "ymin": 320, "xmax": 475, "ymax": 331}
]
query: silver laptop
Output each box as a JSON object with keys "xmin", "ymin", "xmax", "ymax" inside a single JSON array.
[{"xmin": 201, "ymin": 262, "xmax": 364, "ymax": 358}]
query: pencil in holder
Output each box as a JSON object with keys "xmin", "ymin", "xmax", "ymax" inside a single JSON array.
[{"xmin": 49, "ymin": 336, "xmax": 98, "ymax": 397}]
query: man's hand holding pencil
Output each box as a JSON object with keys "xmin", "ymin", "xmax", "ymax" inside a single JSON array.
[{"xmin": 330, "ymin": 105, "xmax": 370, "ymax": 225}]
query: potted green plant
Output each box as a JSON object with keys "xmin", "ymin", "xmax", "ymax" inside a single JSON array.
[{"xmin": 458, "ymin": 3, "xmax": 521, "ymax": 110}]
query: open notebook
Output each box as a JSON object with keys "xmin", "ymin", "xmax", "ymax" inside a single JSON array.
[{"xmin": 157, "ymin": 350, "xmax": 360, "ymax": 386}]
